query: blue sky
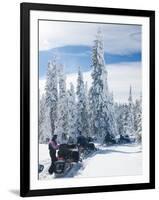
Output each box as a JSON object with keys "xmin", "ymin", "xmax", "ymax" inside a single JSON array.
[
  {"xmin": 39, "ymin": 20, "xmax": 141, "ymax": 78},
  {"xmin": 39, "ymin": 45, "xmax": 141, "ymax": 77}
]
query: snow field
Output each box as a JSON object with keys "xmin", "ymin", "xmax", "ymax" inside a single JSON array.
[{"xmin": 39, "ymin": 144, "xmax": 142, "ymax": 180}]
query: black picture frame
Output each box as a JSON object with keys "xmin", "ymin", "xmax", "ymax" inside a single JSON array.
[{"xmin": 20, "ymin": 2, "xmax": 155, "ymax": 197}]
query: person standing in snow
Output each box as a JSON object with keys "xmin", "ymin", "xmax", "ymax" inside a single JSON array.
[
  {"xmin": 77, "ymin": 132, "xmax": 88, "ymax": 152},
  {"xmin": 48, "ymin": 134, "xmax": 59, "ymax": 174}
]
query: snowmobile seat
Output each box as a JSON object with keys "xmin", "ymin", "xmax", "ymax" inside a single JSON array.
[{"xmin": 67, "ymin": 144, "xmax": 77, "ymax": 149}]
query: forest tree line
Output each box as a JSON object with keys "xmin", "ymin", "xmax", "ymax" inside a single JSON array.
[{"xmin": 39, "ymin": 30, "xmax": 142, "ymax": 145}]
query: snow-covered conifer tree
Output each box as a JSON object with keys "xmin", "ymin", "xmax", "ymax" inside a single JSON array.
[
  {"xmin": 84, "ymin": 82, "xmax": 90, "ymax": 138},
  {"xmin": 67, "ymin": 83, "xmax": 77, "ymax": 144},
  {"xmin": 134, "ymin": 95, "xmax": 142, "ymax": 143},
  {"xmin": 118, "ymin": 104, "xmax": 129, "ymax": 136},
  {"xmin": 107, "ymin": 93, "xmax": 119, "ymax": 140},
  {"xmin": 45, "ymin": 60, "xmax": 58, "ymax": 137},
  {"xmin": 89, "ymin": 28, "xmax": 117, "ymax": 143},
  {"xmin": 118, "ymin": 86, "xmax": 135, "ymax": 140},
  {"xmin": 76, "ymin": 67, "xmax": 89, "ymax": 137},
  {"xmin": 39, "ymin": 94, "xmax": 46, "ymax": 143},
  {"xmin": 39, "ymin": 93, "xmax": 52, "ymax": 143},
  {"xmin": 115, "ymin": 103, "xmax": 124, "ymax": 136},
  {"xmin": 55, "ymin": 64, "xmax": 68, "ymax": 144},
  {"xmin": 89, "ymin": 28, "xmax": 107, "ymax": 141},
  {"xmin": 127, "ymin": 86, "xmax": 135, "ymax": 137}
]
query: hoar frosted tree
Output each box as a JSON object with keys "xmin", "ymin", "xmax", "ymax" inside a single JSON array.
[
  {"xmin": 67, "ymin": 83, "xmax": 77, "ymax": 144},
  {"xmin": 39, "ymin": 28, "xmax": 142, "ymax": 146},
  {"xmin": 134, "ymin": 95, "xmax": 142, "ymax": 143},
  {"xmin": 45, "ymin": 60, "xmax": 58, "ymax": 137},
  {"xmin": 39, "ymin": 94, "xmax": 49, "ymax": 143},
  {"xmin": 54, "ymin": 64, "xmax": 68, "ymax": 143},
  {"xmin": 76, "ymin": 67, "xmax": 89, "ymax": 137},
  {"xmin": 126, "ymin": 86, "xmax": 135, "ymax": 137},
  {"xmin": 89, "ymin": 28, "xmax": 118, "ymax": 143}
]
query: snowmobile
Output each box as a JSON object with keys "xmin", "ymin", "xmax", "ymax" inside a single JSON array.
[
  {"xmin": 38, "ymin": 164, "xmax": 44, "ymax": 173},
  {"xmin": 54, "ymin": 142, "xmax": 97, "ymax": 177},
  {"xmin": 76, "ymin": 134, "xmax": 97, "ymax": 158},
  {"xmin": 119, "ymin": 134, "xmax": 135, "ymax": 144},
  {"xmin": 104, "ymin": 134, "xmax": 120, "ymax": 146},
  {"xmin": 78, "ymin": 142, "xmax": 97, "ymax": 160},
  {"xmin": 54, "ymin": 144, "xmax": 80, "ymax": 177}
]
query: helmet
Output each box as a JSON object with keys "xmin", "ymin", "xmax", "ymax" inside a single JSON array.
[{"xmin": 52, "ymin": 134, "xmax": 57, "ymax": 141}]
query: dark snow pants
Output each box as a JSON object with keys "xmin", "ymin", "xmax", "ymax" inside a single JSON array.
[{"xmin": 48, "ymin": 150, "xmax": 57, "ymax": 174}]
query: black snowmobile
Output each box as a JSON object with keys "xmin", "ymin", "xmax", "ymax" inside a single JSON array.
[
  {"xmin": 38, "ymin": 164, "xmax": 44, "ymax": 173},
  {"xmin": 104, "ymin": 134, "xmax": 118, "ymax": 146},
  {"xmin": 77, "ymin": 135, "xmax": 97, "ymax": 157},
  {"xmin": 78, "ymin": 140, "xmax": 96, "ymax": 155},
  {"xmin": 54, "ymin": 141, "xmax": 97, "ymax": 177},
  {"xmin": 119, "ymin": 134, "xmax": 135, "ymax": 144},
  {"xmin": 54, "ymin": 144, "xmax": 80, "ymax": 177}
]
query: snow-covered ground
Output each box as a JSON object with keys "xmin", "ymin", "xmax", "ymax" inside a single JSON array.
[
  {"xmin": 39, "ymin": 143, "xmax": 142, "ymax": 180},
  {"xmin": 75, "ymin": 144, "xmax": 142, "ymax": 178}
]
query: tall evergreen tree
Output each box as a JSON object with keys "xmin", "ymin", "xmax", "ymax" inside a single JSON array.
[
  {"xmin": 45, "ymin": 60, "xmax": 58, "ymax": 137},
  {"xmin": 134, "ymin": 95, "xmax": 142, "ymax": 143},
  {"xmin": 84, "ymin": 82, "xmax": 90, "ymax": 137},
  {"xmin": 89, "ymin": 28, "xmax": 106, "ymax": 141},
  {"xmin": 127, "ymin": 86, "xmax": 135, "ymax": 137},
  {"xmin": 121, "ymin": 104, "xmax": 130, "ymax": 136},
  {"xmin": 39, "ymin": 94, "xmax": 52, "ymax": 143},
  {"xmin": 76, "ymin": 67, "xmax": 89, "ymax": 137},
  {"xmin": 107, "ymin": 92, "xmax": 118, "ymax": 139},
  {"xmin": 118, "ymin": 86, "xmax": 135, "ymax": 139},
  {"xmin": 67, "ymin": 83, "xmax": 77, "ymax": 143},
  {"xmin": 89, "ymin": 28, "xmax": 117, "ymax": 143},
  {"xmin": 39, "ymin": 94, "xmax": 47, "ymax": 143},
  {"xmin": 55, "ymin": 64, "xmax": 68, "ymax": 143},
  {"xmin": 115, "ymin": 103, "xmax": 124, "ymax": 136}
]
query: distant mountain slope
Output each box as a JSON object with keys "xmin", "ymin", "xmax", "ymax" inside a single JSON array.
[{"xmin": 39, "ymin": 45, "xmax": 141, "ymax": 77}]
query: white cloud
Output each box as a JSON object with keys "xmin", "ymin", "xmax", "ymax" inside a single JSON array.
[
  {"xmin": 107, "ymin": 62, "xmax": 142, "ymax": 102},
  {"xmin": 39, "ymin": 21, "xmax": 141, "ymax": 55},
  {"xmin": 39, "ymin": 62, "xmax": 142, "ymax": 103}
]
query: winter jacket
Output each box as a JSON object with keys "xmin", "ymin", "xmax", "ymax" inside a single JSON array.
[
  {"xmin": 48, "ymin": 140, "xmax": 59, "ymax": 163},
  {"xmin": 48, "ymin": 140, "xmax": 59, "ymax": 152},
  {"xmin": 77, "ymin": 135, "xmax": 87, "ymax": 147}
]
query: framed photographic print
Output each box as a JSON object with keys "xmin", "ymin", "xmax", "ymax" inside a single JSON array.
[{"xmin": 20, "ymin": 2, "xmax": 155, "ymax": 197}]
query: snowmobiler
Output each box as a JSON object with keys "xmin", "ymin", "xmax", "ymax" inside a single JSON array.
[
  {"xmin": 48, "ymin": 135, "xmax": 59, "ymax": 174},
  {"xmin": 77, "ymin": 134, "xmax": 96, "ymax": 152},
  {"xmin": 77, "ymin": 133, "xmax": 88, "ymax": 153}
]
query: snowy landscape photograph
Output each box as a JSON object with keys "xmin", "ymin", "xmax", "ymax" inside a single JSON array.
[
  {"xmin": 20, "ymin": 4, "xmax": 155, "ymax": 196},
  {"xmin": 38, "ymin": 20, "xmax": 142, "ymax": 180}
]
